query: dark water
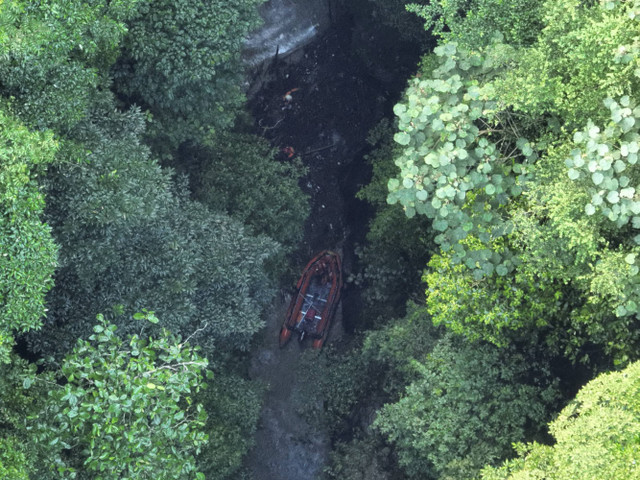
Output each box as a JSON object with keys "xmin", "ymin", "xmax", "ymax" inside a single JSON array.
[
  {"xmin": 248, "ymin": 11, "xmax": 422, "ymax": 328},
  {"xmin": 243, "ymin": 11, "xmax": 424, "ymax": 479}
]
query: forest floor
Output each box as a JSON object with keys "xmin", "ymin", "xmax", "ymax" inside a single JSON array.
[{"xmin": 243, "ymin": 17, "xmax": 419, "ymax": 479}]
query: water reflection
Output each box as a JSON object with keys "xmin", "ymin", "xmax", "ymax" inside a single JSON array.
[{"xmin": 243, "ymin": 0, "xmax": 332, "ymax": 65}]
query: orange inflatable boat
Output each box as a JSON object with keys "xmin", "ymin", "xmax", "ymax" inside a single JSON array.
[{"xmin": 279, "ymin": 251, "xmax": 343, "ymax": 349}]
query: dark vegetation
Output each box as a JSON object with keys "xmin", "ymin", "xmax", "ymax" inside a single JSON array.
[{"xmin": 1, "ymin": 0, "xmax": 640, "ymax": 479}]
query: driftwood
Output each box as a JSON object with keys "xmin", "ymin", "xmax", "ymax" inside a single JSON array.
[{"xmin": 301, "ymin": 143, "xmax": 336, "ymax": 156}]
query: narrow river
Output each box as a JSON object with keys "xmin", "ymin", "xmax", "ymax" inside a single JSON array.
[{"xmin": 242, "ymin": 6, "xmax": 422, "ymax": 478}]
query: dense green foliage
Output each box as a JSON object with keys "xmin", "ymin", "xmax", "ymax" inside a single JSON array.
[
  {"xmin": 385, "ymin": 0, "xmax": 640, "ymax": 360},
  {"xmin": 495, "ymin": 0, "xmax": 640, "ymax": 129},
  {"xmin": 1, "ymin": 315, "xmax": 211, "ymax": 480},
  {"xmin": 113, "ymin": 0, "xmax": 262, "ymax": 146},
  {"xmin": 407, "ymin": 0, "xmax": 544, "ymax": 47},
  {"xmin": 34, "ymin": 104, "xmax": 279, "ymax": 356},
  {"xmin": 568, "ymin": 97, "xmax": 640, "ymax": 229},
  {"xmin": 0, "ymin": 354, "xmax": 44, "ymax": 478},
  {"xmin": 33, "ymin": 314, "xmax": 209, "ymax": 479},
  {"xmin": 178, "ymin": 131, "xmax": 309, "ymax": 252},
  {"xmin": 374, "ymin": 335, "xmax": 558, "ymax": 479},
  {"xmin": 324, "ymin": 1, "xmax": 640, "ymax": 479},
  {"xmin": 0, "ymin": 0, "xmax": 140, "ymax": 131},
  {"xmin": 364, "ymin": 307, "xmax": 558, "ymax": 480},
  {"xmin": 387, "ymin": 41, "xmax": 536, "ymax": 278},
  {"xmin": 0, "ymin": 436, "xmax": 30, "ymax": 480},
  {"xmin": 3, "ymin": 0, "xmax": 640, "ymax": 478},
  {"xmin": 0, "ymin": 0, "xmax": 307, "ymax": 478},
  {"xmin": 424, "ymin": 244, "xmax": 557, "ymax": 347},
  {"xmin": 481, "ymin": 360, "xmax": 640, "ymax": 480},
  {"xmin": 0, "ymin": 110, "xmax": 58, "ymax": 362}
]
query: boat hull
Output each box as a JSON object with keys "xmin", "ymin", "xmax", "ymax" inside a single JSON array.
[{"xmin": 279, "ymin": 251, "xmax": 343, "ymax": 349}]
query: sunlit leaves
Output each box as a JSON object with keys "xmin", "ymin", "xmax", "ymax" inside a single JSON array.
[
  {"xmin": 0, "ymin": 0, "xmax": 141, "ymax": 131},
  {"xmin": 406, "ymin": 0, "xmax": 544, "ymax": 47},
  {"xmin": 0, "ymin": 437, "xmax": 30, "ymax": 480},
  {"xmin": 509, "ymin": 138, "xmax": 640, "ymax": 360},
  {"xmin": 565, "ymin": 97, "xmax": 640, "ymax": 232},
  {"xmin": 481, "ymin": 361, "xmax": 640, "ymax": 480},
  {"xmin": 0, "ymin": 109, "xmax": 58, "ymax": 363},
  {"xmin": 388, "ymin": 41, "xmax": 535, "ymax": 277},
  {"xmin": 424, "ymin": 240, "xmax": 558, "ymax": 346},
  {"xmin": 394, "ymin": 131, "xmax": 411, "ymax": 145},
  {"xmin": 38, "ymin": 315, "xmax": 209, "ymax": 479},
  {"xmin": 494, "ymin": 0, "xmax": 640, "ymax": 130},
  {"xmin": 561, "ymin": 97, "xmax": 640, "ymax": 326}
]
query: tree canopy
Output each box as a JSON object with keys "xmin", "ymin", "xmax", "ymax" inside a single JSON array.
[
  {"xmin": 33, "ymin": 103, "xmax": 280, "ymax": 357},
  {"xmin": 2, "ymin": 0, "xmax": 640, "ymax": 478},
  {"xmin": 32, "ymin": 314, "xmax": 209, "ymax": 480},
  {"xmin": 113, "ymin": 0, "xmax": 263, "ymax": 146},
  {"xmin": 0, "ymin": 109, "xmax": 58, "ymax": 363},
  {"xmin": 386, "ymin": 0, "xmax": 640, "ymax": 361},
  {"xmin": 482, "ymin": 360, "xmax": 640, "ymax": 480},
  {"xmin": 0, "ymin": 0, "xmax": 306, "ymax": 478},
  {"xmin": 322, "ymin": 1, "xmax": 640, "ymax": 479}
]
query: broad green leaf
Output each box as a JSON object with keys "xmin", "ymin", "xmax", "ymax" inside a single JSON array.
[
  {"xmin": 394, "ymin": 132, "xmax": 411, "ymax": 146},
  {"xmin": 591, "ymin": 172, "xmax": 604, "ymax": 185}
]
